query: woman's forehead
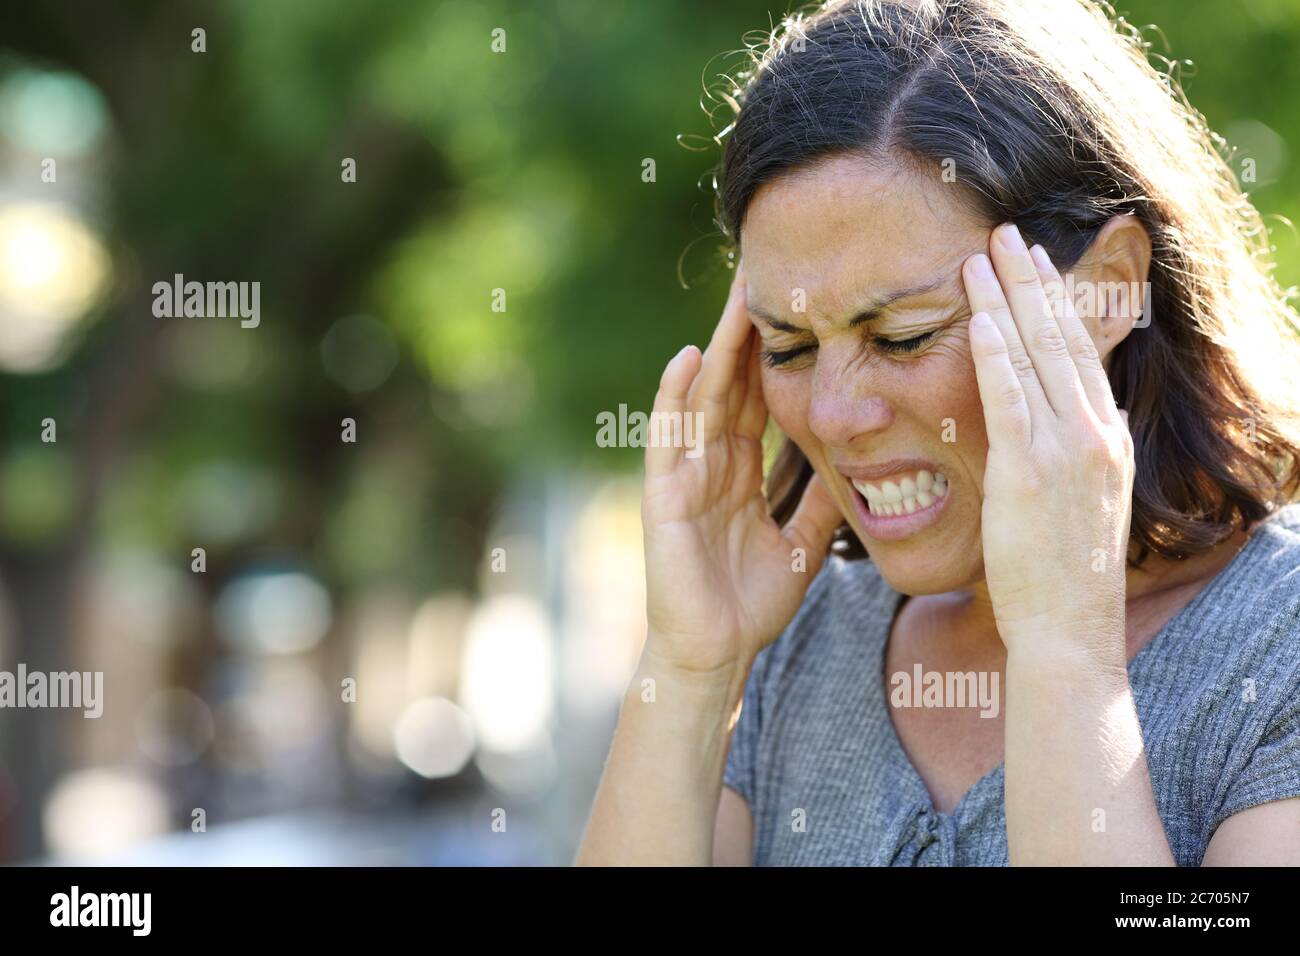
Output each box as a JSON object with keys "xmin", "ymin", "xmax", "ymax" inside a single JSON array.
[
  {"xmin": 742, "ymin": 157, "xmax": 985, "ymax": 319},
  {"xmin": 743, "ymin": 156, "xmax": 982, "ymax": 295}
]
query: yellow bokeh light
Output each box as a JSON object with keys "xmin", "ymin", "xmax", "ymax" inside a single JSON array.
[{"xmin": 0, "ymin": 202, "xmax": 110, "ymax": 372}]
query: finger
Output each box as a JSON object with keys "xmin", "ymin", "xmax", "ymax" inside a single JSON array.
[
  {"xmin": 1028, "ymin": 243, "xmax": 1120, "ymax": 425},
  {"xmin": 688, "ymin": 265, "xmax": 750, "ymax": 442},
  {"xmin": 645, "ymin": 344, "xmax": 702, "ymax": 479},
  {"xmin": 988, "ymin": 223, "xmax": 1090, "ymax": 420},
  {"xmin": 780, "ymin": 471, "xmax": 842, "ymax": 570},
  {"xmin": 726, "ymin": 323, "xmax": 755, "ymax": 424},
  {"xmin": 968, "ymin": 311, "xmax": 1032, "ymax": 451},
  {"xmin": 736, "ymin": 332, "xmax": 769, "ymax": 440},
  {"xmin": 963, "ymin": 251, "xmax": 1049, "ymax": 431}
]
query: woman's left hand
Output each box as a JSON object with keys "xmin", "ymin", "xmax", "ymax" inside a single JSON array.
[{"xmin": 962, "ymin": 222, "xmax": 1135, "ymax": 663}]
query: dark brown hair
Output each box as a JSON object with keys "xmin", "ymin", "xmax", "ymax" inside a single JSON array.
[{"xmin": 707, "ymin": 0, "xmax": 1300, "ymax": 564}]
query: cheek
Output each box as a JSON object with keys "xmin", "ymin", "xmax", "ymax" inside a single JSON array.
[
  {"xmin": 932, "ymin": 350, "xmax": 981, "ymax": 422},
  {"xmin": 925, "ymin": 342, "xmax": 989, "ymax": 482},
  {"xmin": 759, "ymin": 366, "xmax": 812, "ymax": 441}
]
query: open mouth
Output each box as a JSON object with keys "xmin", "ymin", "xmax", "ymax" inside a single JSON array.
[
  {"xmin": 850, "ymin": 469, "xmax": 948, "ymax": 516},
  {"xmin": 838, "ymin": 464, "xmax": 952, "ymax": 542}
]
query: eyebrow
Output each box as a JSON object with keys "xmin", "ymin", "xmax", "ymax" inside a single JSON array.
[{"xmin": 748, "ymin": 276, "xmax": 951, "ymax": 332}]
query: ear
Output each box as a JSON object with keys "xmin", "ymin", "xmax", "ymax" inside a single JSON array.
[{"xmin": 1062, "ymin": 214, "xmax": 1152, "ymax": 367}]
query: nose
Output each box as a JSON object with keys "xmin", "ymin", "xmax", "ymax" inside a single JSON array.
[{"xmin": 806, "ymin": 349, "xmax": 893, "ymax": 449}]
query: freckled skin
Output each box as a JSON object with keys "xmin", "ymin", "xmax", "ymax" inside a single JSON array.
[{"xmin": 741, "ymin": 155, "xmax": 997, "ymax": 595}]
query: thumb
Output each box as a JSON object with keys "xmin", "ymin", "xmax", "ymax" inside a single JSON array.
[
  {"xmin": 782, "ymin": 471, "xmax": 843, "ymax": 571},
  {"xmin": 1117, "ymin": 406, "xmax": 1133, "ymax": 450}
]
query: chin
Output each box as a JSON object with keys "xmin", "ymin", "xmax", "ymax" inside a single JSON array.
[
  {"xmin": 864, "ymin": 554, "xmax": 978, "ymax": 596},
  {"xmin": 843, "ymin": 518, "xmax": 984, "ymax": 596}
]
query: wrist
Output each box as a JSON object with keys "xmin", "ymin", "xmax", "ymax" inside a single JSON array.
[
  {"xmin": 640, "ymin": 630, "xmax": 752, "ymax": 686},
  {"xmin": 1004, "ymin": 635, "xmax": 1128, "ymax": 695},
  {"xmin": 997, "ymin": 605, "xmax": 1126, "ymax": 666},
  {"xmin": 631, "ymin": 639, "xmax": 751, "ymax": 714}
]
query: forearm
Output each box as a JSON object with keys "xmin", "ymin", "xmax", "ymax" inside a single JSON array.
[
  {"xmin": 1003, "ymin": 640, "xmax": 1176, "ymax": 866},
  {"xmin": 574, "ymin": 643, "xmax": 748, "ymax": 866}
]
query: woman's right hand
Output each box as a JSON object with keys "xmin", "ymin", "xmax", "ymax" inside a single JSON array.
[{"xmin": 641, "ymin": 264, "xmax": 844, "ymax": 676}]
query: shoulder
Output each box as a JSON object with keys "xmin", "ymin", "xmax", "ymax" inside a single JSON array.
[
  {"xmin": 1201, "ymin": 502, "xmax": 1300, "ymax": 658},
  {"xmin": 1230, "ymin": 502, "xmax": 1300, "ymax": 696},
  {"xmin": 1164, "ymin": 503, "xmax": 1300, "ymax": 662},
  {"xmin": 1239, "ymin": 501, "xmax": 1300, "ymax": 585},
  {"xmin": 1138, "ymin": 503, "xmax": 1300, "ymax": 856},
  {"xmin": 1156, "ymin": 505, "xmax": 1300, "ymax": 708}
]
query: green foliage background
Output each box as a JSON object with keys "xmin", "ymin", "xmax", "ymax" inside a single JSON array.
[{"xmin": 3, "ymin": 0, "xmax": 1298, "ymax": 587}]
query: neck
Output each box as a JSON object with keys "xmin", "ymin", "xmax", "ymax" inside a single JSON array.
[{"xmin": 943, "ymin": 528, "xmax": 1251, "ymax": 657}]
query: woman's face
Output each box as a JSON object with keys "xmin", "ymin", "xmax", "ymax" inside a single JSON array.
[{"xmin": 742, "ymin": 155, "xmax": 1000, "ymax": 595}]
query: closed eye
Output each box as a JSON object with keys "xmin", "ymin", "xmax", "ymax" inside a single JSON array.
[
  {"xmin": 760, "ymin": 343, "xmax": 815, "ymax": 368},
  {"xmin": 873, "ymin": 329, "xmax": 939, "ymax": 354},
  {"xmin": 760, "ymin": 326, "xmax": 943, "ymax": 369}
]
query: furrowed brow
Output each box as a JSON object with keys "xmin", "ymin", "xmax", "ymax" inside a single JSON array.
[
  {"xmin": 748, "ymin": 275, "xmax": 952, "ymax": 332},
  {"xmin": 848, "ymin": 276, "xmax": 950, "ymax": 327},
  {"xmin": 746, "ymin": 302, "xmax": 806, "ymax": 334}
]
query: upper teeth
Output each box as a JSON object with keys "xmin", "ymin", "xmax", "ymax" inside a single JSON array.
[{"xmin": 851, "ymin": 469, "xmax": 947, "ymax": 516}]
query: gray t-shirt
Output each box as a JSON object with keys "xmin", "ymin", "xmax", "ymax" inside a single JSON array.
[{"xmin": 723, "ymin": 502, "xmax": 1300, "ymax": 865}]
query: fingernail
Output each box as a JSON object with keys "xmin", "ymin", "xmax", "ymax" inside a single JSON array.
[
  {"xmin": 970, "ymin": 311, "xmax": 993, "ymax": 332},
  {"xmin": 998, "ymin": 223, "xmax": 1026, "ymax": 253},
  {"xmin": 968, "ymin": 253, "xmax": 994, "ymax": 279},
  {"xmin": 1029, "ymin": 244, "xmax": 1051, "ymax": 270}
]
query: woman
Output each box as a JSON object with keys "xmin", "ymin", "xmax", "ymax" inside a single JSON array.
[{"xmin": 576, "ymin": 0, "xmax": 1300, "ymax": 865}]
